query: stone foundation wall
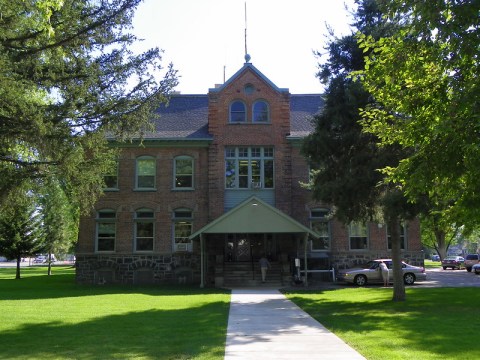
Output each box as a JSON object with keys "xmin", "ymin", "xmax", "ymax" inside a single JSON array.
[{"xmin": 75, "ymin": 253, "xmax": 201, "ymax": 285}]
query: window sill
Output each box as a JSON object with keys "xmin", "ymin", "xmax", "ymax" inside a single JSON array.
[
  {"xmin": 172, "ymin": 188, "xmax": 195, "ymax": 191},
  {"xmin": 134, "ymin": 188, "xmax": 157, "ymax": 192}
]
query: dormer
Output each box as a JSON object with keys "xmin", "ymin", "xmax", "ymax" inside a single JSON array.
[{"xmin": 207, "ymin": 63, "xmax": 291, "ymax": 137}]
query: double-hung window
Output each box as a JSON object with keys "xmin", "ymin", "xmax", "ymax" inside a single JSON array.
[
  {"xmin": 349, "ymin": 222, "xmax": 368, "ymax": 250},
  {"xmin": 310, "ymin": 209, "xmax": 330, "ymax": 250},
  {"xmin": 96, "ymin": 209, "xmax": 116, "ymax": 252},
  {"xmin": 103, "ymin": 159, "xmax": 118, "ymax": 190},
  {"xmin": 136, "ymin": 156, "xmax": 156, "ymax": 189},
  {"xmin": 135, "ymin": 209, "xmax": 154, "ymax": 252},
  {"xmin": 174, "ymin": 156, "xmax": 194, "ymax": 189},
  {"xmin": 173, "ymin": 209, "xmax": 193, "ymax": 252},
  {"xmin": 225, "ymin": 147, "xmax": 274, "ymax": 189},
  {"xmin": 387, "ymin": 223, "xmax": 407, "ymax": 250}
]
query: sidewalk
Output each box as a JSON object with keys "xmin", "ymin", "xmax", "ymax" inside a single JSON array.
[{"xmin": 224, "ymin": 288, "xmax": 366, "ymax": 360}]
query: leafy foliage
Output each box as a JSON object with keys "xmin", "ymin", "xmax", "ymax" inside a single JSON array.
[
  {"xmin": 358, "ymin": 0, "xmax": 480, "ymax": 228},
  {"xmin": 0, "ymin": 0, "xmax": 178, "ymax": 211}
]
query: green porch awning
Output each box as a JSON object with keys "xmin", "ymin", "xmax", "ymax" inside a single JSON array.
[{"xmin": 189, "ymin": 196, "xmax": 319, "ymax": 239}]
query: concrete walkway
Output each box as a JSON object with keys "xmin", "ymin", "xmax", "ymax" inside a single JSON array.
[{"xmin": 224, "ymin": 288, "xmax": 366, "ymax": 360}]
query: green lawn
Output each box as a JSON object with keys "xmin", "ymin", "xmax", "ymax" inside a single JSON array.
[
  {"xmin": 284, "ymin": 286, "xmax": 480, "ymax": 360},
  {"xmin": 423, "ymin": 259, "xmax": 442, "ymax": 269},
  {"xmin": 2, "ymin": 266, "xmax": 479, "ymax": 360},
  {"xmin": 0, "ymin": 267, "xmax": 230, "ymax": 360}
]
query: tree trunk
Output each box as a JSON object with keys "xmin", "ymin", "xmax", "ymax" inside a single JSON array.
[
  {"xmin": 47, "ymin": 252, "xmax": 52, "ymax": 276},
  {"xmin": 16, "ymin": 255, "xmax": 21, "ymax": 279},
  {"xmin": 388, "ymin": 216, "xmax": 406, "ymax": 302},
  {"xmin": 434, "ymin": 230, "xmax": 447, "ymax": 260}
]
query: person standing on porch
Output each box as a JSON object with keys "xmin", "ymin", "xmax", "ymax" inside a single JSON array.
[{"xmin": 259, "ymin": 255, "xmax": 270, "ymax": 283}]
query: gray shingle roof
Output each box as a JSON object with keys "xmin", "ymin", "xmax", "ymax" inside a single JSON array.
[{"xmin": 149, "ymin": 93, "xmax": 323, "ymax": 140}]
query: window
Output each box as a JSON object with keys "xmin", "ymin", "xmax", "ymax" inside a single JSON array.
[
  {"xmin": 387, "ymin": 223, "xmax": 406, "ymax": 250},
  {"xmin": 229, "ymin": 101, "xmax": 246, "ymax": 122},
  {"xmin": 349, "ymin": 222, "xmax": 368, "ymax": 250},
  {"xmin": 225, "ymin": 147, "xmax": 274, "ymax": 189},
  {"xmin": 253, "ymin": 100, "xmax": 269, "ymax": 123},
  {"xmin": 135, "ymin": 209, "xmax": 154, "ymax": 252},
  {"xmin": 310, "ymin": 209, "xmax": 330, "ymax": 250},
  {"xmin": 103, "ymin": 159, "xmax": 118, "ymax": 190},
  {"xmin": 136, "ymin": 156, "xmax": 156, "ymax": 189},
  {"xmin": 173, "ymin": 209, "xmax": 193, "ymax": 252},
  {"xmin": 96, "ymin": 209, "xmax": 116, "ymax": 252},
  {"xmin": 174, "ymin": 156, "xmax": 193, "ymax": 189}
]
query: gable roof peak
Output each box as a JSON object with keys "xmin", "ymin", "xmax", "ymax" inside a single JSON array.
[{"xmin": 209, "ymin": 62, "xmax": 289, "ymax": 94}]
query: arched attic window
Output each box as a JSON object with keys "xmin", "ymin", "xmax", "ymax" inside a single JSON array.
[{"xmin": 229, "ymin": 101, "xmax": 246, "ymax": 123}]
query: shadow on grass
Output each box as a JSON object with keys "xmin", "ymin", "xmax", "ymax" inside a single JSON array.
[
  {"xmin": 0, "ymin": 303, "xmax": 228, "ymax": 360},
  {"xmin": 0, "ymin": 267, "xmax": 229, "ymax": 300},
  {"xmin": 284, "ymin": 287, "xmax": 480, "ymax": 358}
]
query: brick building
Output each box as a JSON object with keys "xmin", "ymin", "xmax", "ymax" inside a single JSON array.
[{"xmin": 76, "ymin": 61, "xmax": 424, "ymax": 286}]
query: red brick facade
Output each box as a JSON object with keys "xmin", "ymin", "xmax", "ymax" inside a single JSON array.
[{"xmin": 76, "ymin": 63, "xmax": 424, "ymax": 286}]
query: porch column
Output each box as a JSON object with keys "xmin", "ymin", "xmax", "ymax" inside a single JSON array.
[
  {"xmin": 200, "ymin": 233, "xmax": 205, "ymax": 288},
  {"xmin": 303, "ymin": 233, "xmax": 309, "ymax": 287}
]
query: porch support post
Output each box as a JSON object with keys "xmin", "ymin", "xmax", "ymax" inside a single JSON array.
[
  {"xmin": 303, "ymin": 233, "xmax": 309, "ymax": 287},
  {"xmin": 200, "ymin": 233, "xmax": 205, "ymax": 288}
]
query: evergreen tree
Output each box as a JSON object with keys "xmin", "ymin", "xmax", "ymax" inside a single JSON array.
[
  {"xmin": 0, "ymin": 190, "xmax": 44, "ymax": 279},
  {"xmin": 302, "ymin": 0, "xmax": 414, "ymax": 301},
  {"xmin": 0, "ymin": 0, "xmax": 178, "ymax": 211}
]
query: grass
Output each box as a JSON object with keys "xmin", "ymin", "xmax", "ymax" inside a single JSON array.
[
  {"xmin": 423, "ymin": 259, "xmax": 442, "ymax": 269},
  {"xmin": 0, "ymin": 267, "xmax": 230, "ymax": 360},
  {"xmin": 284, "ymin": 286, "xmax": 480, "ymax": 360}
]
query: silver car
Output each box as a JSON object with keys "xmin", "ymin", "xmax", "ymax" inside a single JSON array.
[
  {"xmin": 337, "ymin": 259, "xmax": 427, "ymax": 286},
  {"xmin": 472, "ymin": 263, "xmax": 480, "ymax": 275}
]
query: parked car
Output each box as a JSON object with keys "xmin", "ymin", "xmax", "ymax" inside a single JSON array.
[
  {"xmin": 336, "ymin": 259, "xmax": 427, "ymax": 286},
  {"xmin": 33, "ymin": 255, "xmax": 46, "ymax": 263},
  {"xmin": 472, "ymin": 263, "xmax": 480, "ymax": 275},
  {"xmin": 464, "ymin": 254, "xmax": 479, "ymax": 272},
  {"xmin": 431, "ymin": 254, "xmax": 440, "ymax": 261},
  {"xmin": 441, "ymin": 256, "xmax": 465, "ymax": 270}
]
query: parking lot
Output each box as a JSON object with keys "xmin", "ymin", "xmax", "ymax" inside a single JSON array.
[{"xmin": 421, "ymin": 267, "xmax": 480, "ymax": 287}]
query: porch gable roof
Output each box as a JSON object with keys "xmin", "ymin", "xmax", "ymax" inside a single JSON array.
[{"xmin": 189, "ymin": 196, "xmax": 319, "ymax": 239}]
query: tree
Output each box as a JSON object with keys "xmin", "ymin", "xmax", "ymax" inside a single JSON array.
[
  {"xmin": 303, "ymin": 0, "xmax": 415, "ymax": 301},
  {"xmin": 39, "ymin": 177, "xmax": 79, "ymax": 275},
  {"xmin": 0, "ymin": 0, "xmax": 178, "ymax": 211},
  {"xmin": 0, "ymin": 189, "xmax": 44, "ymax": 279},
  {"xmin": 357, "ymin": 1, "xmax": 480, "ymax": 230}
]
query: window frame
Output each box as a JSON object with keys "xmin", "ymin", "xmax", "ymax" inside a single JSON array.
[
  {"xmin": 96, "ymin": 209, "xmax": 116, "ymax": 253},
  {"xmin": 103, "ymin": 159, "xmax": 119, "ymax": 190},
  {"xmin": 309, "ymin": 208, "xmax": 330, "ymax": 251},
  {"xmin": 173, "ymin": 209, "xmax": 193, "ymax": 252},
  {"xmin": 229, "ymin": 100, "xmax": 247, "ymax": 123},
  {"xmin": 135, "ymin": 156, "xmax": 156, "ymax": 190},
  {"xmin": 252, "ymin": 100, "xmax": 270, "ymax": 123},
  {"xmin": 173, "ymin": 156, "xmax": 194, "ymax": 190},
  {"xmin": 134, "ymin": 208, "xmax": 155, "ymax": 252},
  {"xmin": 387, "ymin": 223, "xmax": 407, "ymax": 250},
  {"xmin": 225, "ymin": 147, "xmax": 274, "ymax": 189},
  {"xmin": 349, "ymin": 221, "xmax": 369, "ymax": 250}
]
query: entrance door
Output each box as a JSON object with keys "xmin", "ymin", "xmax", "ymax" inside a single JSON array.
[{"xmin": 226, "ymin": 234, "xmax": 251, "ymax": 261}]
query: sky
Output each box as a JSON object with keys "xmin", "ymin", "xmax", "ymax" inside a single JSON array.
[{"xmin": 132, "ymin": 0, "xmax": 356, "ymax": 94}]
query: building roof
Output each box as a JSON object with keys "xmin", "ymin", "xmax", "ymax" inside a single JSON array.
[{"xmin": 149, "ymin": 93, "xmax": 323, "ymax": 141}]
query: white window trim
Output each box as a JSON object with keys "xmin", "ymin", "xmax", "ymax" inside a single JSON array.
[
  {"xmin": 134, "ymin": 209, "xmax": 155, "ymax": 253},
  {"xmin": 135, "ymin": 156, "xmax": 156, "ymax": 191},
  {"xmin": 173, "ymin": 156, "xmax": 194, "ymax": 190}
]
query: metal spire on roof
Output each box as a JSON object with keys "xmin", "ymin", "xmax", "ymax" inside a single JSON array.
[{"xmin": 244, "ymin": 2, "xmax": 251, "ymax": 63}]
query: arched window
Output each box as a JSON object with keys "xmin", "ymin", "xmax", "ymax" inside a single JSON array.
[
  {"xmin": 253, "ymin": 100, "xmax": 269, "ymax": 123},
  {"xmin": 135, "ymin": 208, "xmax": 154, "ymax": 252},
  {"xmin": 174, "ymin": 156, "xmax": 194, "ymax": 189},
  {"xmin": 136, "ymin": 156, "xmax": 156, "ymax": 189},
  {"xmin": 96, "ymin": 209, "xmax": 116, "ymax": 252},
  {"xmin": 229, "ymin": 101, "xmax": 246, "ymax": 123}
]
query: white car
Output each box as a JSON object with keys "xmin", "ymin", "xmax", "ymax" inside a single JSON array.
[
  {"xmin": 337, "ymin": 259, "xmax": 427, "ymax": 286},
  {"xmin": 472, "ymin": 263, "xmax": 480, "ymax": 275}
]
